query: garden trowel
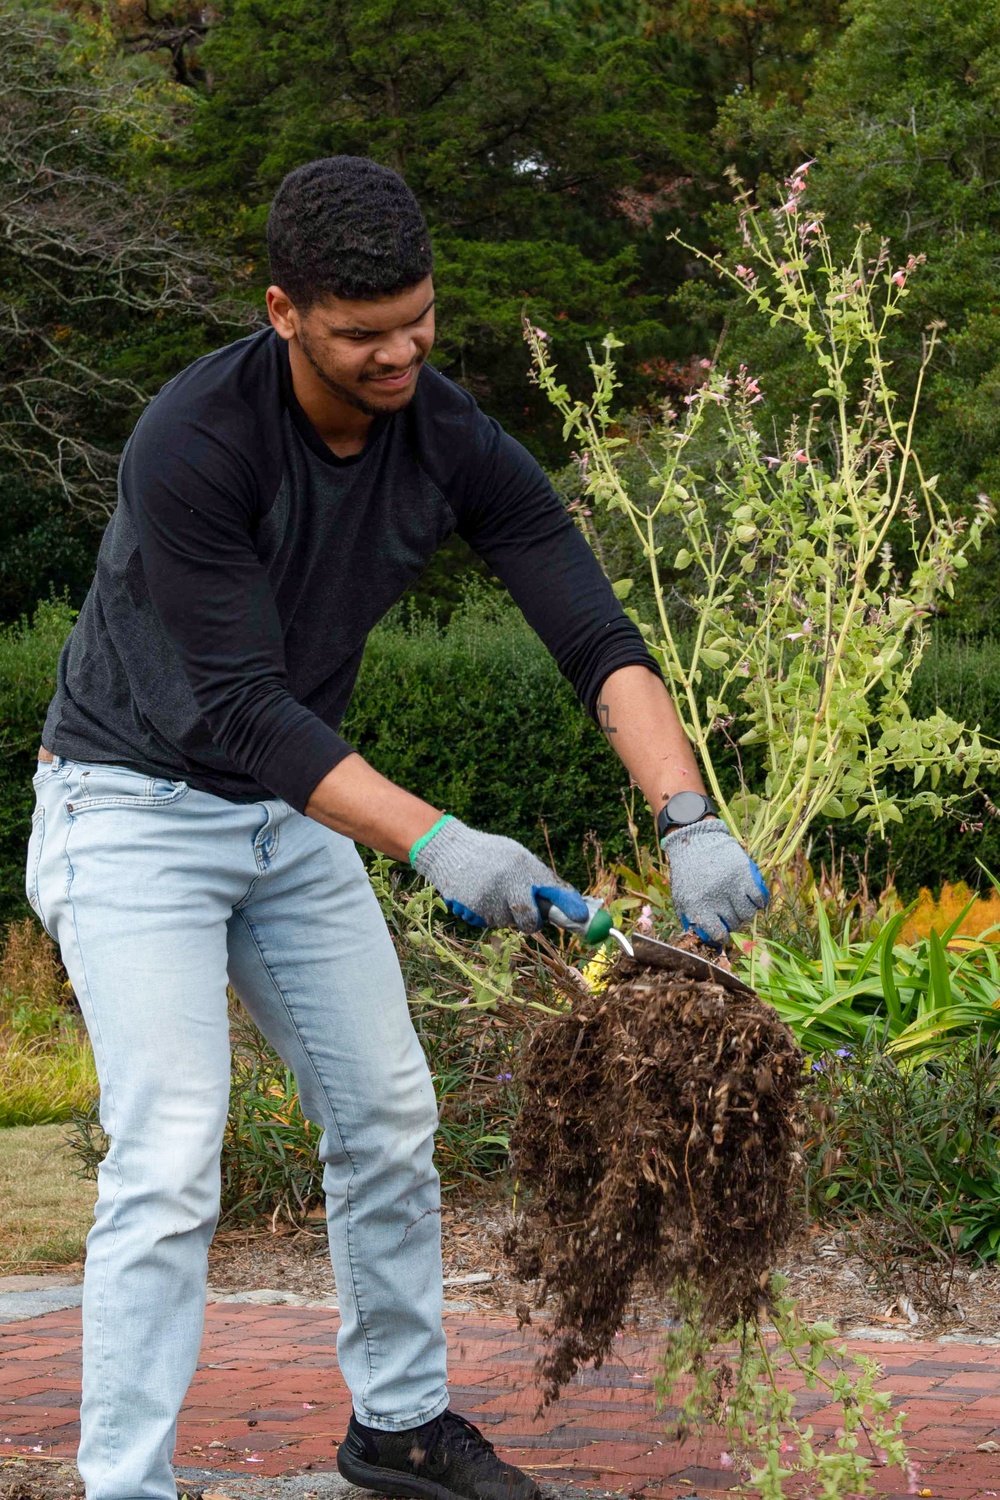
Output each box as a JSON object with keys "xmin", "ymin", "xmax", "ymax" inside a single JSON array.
[{"xmin": 537, "ymin": 894, "xmax": 757, "ymax": 999}]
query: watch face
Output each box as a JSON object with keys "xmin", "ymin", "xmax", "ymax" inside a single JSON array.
[{"xmin": 665, "ymin": 790, "xmax": 711, "ymax": 825}]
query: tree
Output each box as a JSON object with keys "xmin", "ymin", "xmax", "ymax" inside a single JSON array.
[
  {"xmin": 172, "ymin": 0, "xmax": 717, "ymax": 447},
  {"xmin": 700, "ymin": 0, "xmax": 1000, "ymax": 628},
  {"xmin": 0, "ymin": 0, "xmax": 245, "ymax": 529},
  {"xmin": 647, "ymin": 0, "xmax": 845, "ymax": 101}
]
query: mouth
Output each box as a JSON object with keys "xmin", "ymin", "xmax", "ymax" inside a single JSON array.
[{"xmin": 365, "ymin": 365, "xmax": 418, "ymax": 391}]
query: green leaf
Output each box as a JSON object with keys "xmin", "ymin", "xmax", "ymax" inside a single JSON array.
[{"xmin": 927, "ymin": 929, "xmax": 954, "ymax": 1011}]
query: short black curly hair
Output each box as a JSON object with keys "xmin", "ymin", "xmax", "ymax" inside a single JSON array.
[{"xmin": 267, "ymin": 156, "xmax": 433, "ymax": 309}]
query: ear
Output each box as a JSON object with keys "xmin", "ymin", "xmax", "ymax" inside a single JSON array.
[{"xmin": 266, "ymin": 285, "xmax": 299, "ymax": 341}]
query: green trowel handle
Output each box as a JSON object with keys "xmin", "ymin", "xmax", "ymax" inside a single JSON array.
[{"xmin": 536, "ymin": 894, "xmax": 613, "ymax": 945}]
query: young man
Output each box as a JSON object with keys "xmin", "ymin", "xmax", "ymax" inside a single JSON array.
[{"xmin": 27, "ymin": 157, "xmax": 768, "ymax": 1500}]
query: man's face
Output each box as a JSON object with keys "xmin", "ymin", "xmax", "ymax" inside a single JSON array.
[{"xmin": 268, "ymin": 276, "xmax": 436, "ymax": 417}]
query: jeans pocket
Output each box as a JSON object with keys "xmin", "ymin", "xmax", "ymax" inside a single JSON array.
[
  {"xmin": 69, "ymin": 763, "xmax": 190, "ymax": 812},
  {"xmin": 25, "ymin": 802, "xmax": 53, "ymax": 936}
]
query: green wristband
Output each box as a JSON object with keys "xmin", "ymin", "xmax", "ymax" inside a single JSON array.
[{"xmin": 409, "ymin": 814, "xmax": 455, "ymax": 868}]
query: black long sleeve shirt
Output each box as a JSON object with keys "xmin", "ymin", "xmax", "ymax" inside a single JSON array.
[{"xmin": 44, "ymin": 328, "xmax": 660, "ymax": 812}]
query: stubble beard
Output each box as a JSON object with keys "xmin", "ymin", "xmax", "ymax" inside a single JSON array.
[{"xmin": 298, "ymin": 326, "xmax": 421, "ymax": 417}]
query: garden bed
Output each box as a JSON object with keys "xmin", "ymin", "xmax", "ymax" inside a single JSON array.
[{"xmin": 203, "ymin": 1184, "xmax": 1000, "ymax": 1341}]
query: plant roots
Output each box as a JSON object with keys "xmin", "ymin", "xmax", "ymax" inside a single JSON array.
[{"xmin": 508, "ymin": 954, "xmax": 805, "ymax": 1402}]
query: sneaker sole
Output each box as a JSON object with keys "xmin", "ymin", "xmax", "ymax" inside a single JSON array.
[{"xmin": 336, "ymin": 1451, "xmax": 459, "ymax": 1500}]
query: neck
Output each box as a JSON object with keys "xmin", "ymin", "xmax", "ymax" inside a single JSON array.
[{"xmin": 287, "ymin": 337, "xmax": 374, "ymax": 457}]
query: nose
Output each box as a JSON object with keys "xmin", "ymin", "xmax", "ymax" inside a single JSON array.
[{"xmin": 371, "ymin": 330, "xmax": 419, "ymax": 369}]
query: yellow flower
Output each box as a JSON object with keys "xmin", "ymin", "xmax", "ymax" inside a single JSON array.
[{"xmin": 580, "ymin": 949, "xmax": 614, "ymax": 992}]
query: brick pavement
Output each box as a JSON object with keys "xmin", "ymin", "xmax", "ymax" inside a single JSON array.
[{"xmin": 3, "ymin": 1306, "xmax": 1000, "ymax": 1498}]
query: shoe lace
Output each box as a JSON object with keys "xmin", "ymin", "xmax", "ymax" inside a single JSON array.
[{"xmin": 415, "ymin": 1409, "xmax": 496, "ymax": 1471}]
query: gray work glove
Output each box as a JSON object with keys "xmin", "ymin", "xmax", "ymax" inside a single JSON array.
[
  {"xmin": 411, "ymin": 815, "xmax": 589, "ymax": 933},
  {"xmin": 662, "ymin": 819, "xmax": 769, "ymax": 947}
]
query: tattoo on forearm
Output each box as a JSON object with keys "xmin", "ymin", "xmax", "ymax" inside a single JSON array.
[{"xmin": 598, "ymin": 701, "xmax": 617, "ymax": 735}]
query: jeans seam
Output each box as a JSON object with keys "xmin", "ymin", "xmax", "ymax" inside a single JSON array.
[
  {"xmin": 231, "ymin": 907, "xmax": 379, "ymax": 1403},
  {"xmin": 63, "ymin": 798, "xmax": 125, "ymax": 1479}
]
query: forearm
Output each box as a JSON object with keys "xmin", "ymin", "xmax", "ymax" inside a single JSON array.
[
  {"xmin": 305, "ymin": 752, "xmax": 441, "ymax": 862},
  {"xmin": 596, "ymin": 665, "xmax": 707, "ymax": 817}
]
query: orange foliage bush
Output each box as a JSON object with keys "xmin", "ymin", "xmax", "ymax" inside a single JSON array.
[{"xmin": 900, "ymin": 881, "xmax": 1000, "ymax": 944}]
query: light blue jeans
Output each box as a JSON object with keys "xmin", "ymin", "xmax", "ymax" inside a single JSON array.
[{"xmin": 26, "ymin": 755, "xmax": 448, "ymax": 1500}]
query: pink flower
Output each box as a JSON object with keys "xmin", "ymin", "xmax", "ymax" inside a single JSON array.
[
  {"xmin": 532, "ymin": 326, "xmax": 549, "ymax": 342},
  {"xmin": 719, "ymin": 1452, "xmax": 734, "ymax": 1470},
  {"xmin": 905, "ymin": 1459, "xmax": 921, "ymax": 1494},
  {"xmin": 636, "ymin": 904, "xmax": 654, "ymax": 934},
  {"xmin": 735, "ymin": 263, "xmax": 755, "ymax": 281},
  {"xmin": 699, "ymin": 358, "xmax": 713, "ymax": 369},
  {"xmin": 793, "ymin": 448, "xmax": 809, "ymax": 463},
  {"xmin": 892, "ymin": 271, "xmax": 907, "ymax": 287}
]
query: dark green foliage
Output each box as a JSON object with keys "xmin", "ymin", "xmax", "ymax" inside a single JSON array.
[
  {"xmin": 342, "ymin": 590, "xmax": 639, "ymax": 889},
  {"xmin": 824, "ymin": 638, "xmax": 1000, "ymax": 896},
  {"xmin": 175, "ymin": 0, "xmax": 714, "ymax": 451},
  {"xmin": 805, "ymin": 1033, "xmax": 1000, "ymax": 1293},
  {"xmin": 4, "ymin": 593, "xmax": 1000, "ymax": 931},
  {"xmin": 0, "ymin": 598, "xmax": 76, "ymax": 927},
  {"xmin": 0, "ymin": 477, "xmax": 99, "ymax": 626},
  {"xmin": 700, "ymin": 0, "xmax": 1000, "ymax": 630}
]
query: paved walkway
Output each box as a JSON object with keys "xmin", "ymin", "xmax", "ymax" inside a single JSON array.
[{"xmin": 3, "ymin": 1305, "xmax": 1000, "ymax": 1498}]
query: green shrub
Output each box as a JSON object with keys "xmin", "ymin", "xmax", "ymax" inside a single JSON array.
[
  {"xmin": 0, "ymin": 1031, "xmax": 99, "ymax": 1127},
  {"xmin": 0, "ymin": 916, "xmax": 93, "ymax": 1126},
  {"xmin": 804, "ymin": 1033, "xmax": 1000, "ymax": 1304},
  {"xmin": 4, "ymin": 589, "xmax": 1000, "ymax": 928},
  {"xmin": 0, "ymin": 597, "xmax": 76, "ymax": 926},
  {"xmin": 343, "ymin": 591, "xmax": 637, "ymax": 889}
]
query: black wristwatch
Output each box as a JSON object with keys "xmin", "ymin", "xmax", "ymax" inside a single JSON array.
[{"xmin": 656, "ymin": 791, "xmax": 719, "ymax": 841}]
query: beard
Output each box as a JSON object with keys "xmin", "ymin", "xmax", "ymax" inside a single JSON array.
[{"xmin": 297, "ymin": 326, "xmax": 422, "ymax": 417}]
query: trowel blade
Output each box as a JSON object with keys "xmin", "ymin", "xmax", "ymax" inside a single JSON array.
[{"xmin": 624, "ymin": 933, "xmax": 757, "ymax": 999}]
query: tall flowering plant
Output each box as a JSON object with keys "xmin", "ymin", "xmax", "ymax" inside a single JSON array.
[{"xmin": 527, "ymin": 170, "xmax": 999, "ymax": 877}]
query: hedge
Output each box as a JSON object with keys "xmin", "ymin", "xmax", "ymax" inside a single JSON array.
[{"xmin": 2, "ymin": 595, "xmax": 1000, "ymax": 929}]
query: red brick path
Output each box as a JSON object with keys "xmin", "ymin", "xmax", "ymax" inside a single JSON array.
[{"xmin": 3, "ymin": 1307, "xmax": 1000, "ymax": 1497}]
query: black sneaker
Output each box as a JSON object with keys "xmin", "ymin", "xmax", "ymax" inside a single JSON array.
[{"xmin": 336, "ymin": 1407, "xmax": 542, "ymax": 1500}]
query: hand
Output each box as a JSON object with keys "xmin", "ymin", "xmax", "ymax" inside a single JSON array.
[
  {"xmin": 411, "ymin": 816, "xmax": 589, "ymax": 933},
  {"xmin": 661, "ymin": 819, "xmax": 769, "ymax": 946}
]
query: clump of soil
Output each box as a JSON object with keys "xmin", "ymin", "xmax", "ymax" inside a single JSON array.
[{"xmin": 508, "ymin": 949, "xmax": 805, "ymax": 1402}]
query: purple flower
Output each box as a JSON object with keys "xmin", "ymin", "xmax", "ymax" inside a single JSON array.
[
  {"xmin": 811, "ymin": 1060, "xmax": 825, "ymax": 1073},
  {"xmin": 835, "ymin": 1048, "xmax": 852, "ymax": 1059}
]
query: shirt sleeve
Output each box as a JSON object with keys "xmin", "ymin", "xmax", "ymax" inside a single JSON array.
[
  {"xmin": 122, "ymin": 401, "xmax": 353, "ymax": 812},
  {"xmin": 451, "ymin": 406, "xmax": 663, "ymax": 717}
]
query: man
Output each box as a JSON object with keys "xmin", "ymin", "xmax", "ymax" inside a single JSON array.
[{"xmin": 26, "ymin": 157, "xmax": 768, "ymax": 1500}]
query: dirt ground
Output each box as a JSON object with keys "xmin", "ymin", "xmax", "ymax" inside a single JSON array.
[
  {"xmin": 0, "ymin": 1457, "xmax": 84, "ymax": 1500},
  {"xmin": 204, "ymin": 1182, "xmax": 1000, "ymax": 1340}
]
